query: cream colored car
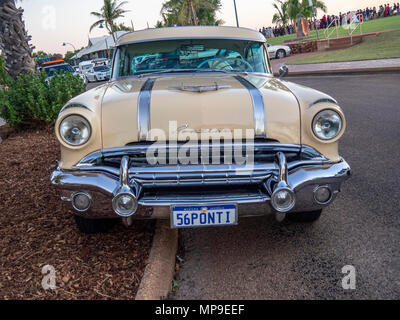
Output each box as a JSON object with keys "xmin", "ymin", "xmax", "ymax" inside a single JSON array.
[{"xmin": 51, "ymin": 26, "xmax": 351, "ymax": 234}]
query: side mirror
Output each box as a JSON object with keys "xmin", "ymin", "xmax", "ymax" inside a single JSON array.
[{"xmin": 278, "ymin": 64, "xmax": 289, "ymax": 79}]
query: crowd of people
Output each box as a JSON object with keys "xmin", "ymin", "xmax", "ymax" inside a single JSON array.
[{"xmin": 259, "ymin": 2, "xmax": 400, "ymax": 38}]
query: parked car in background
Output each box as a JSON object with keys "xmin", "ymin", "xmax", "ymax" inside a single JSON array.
[
  {"xmin": 51, "ymin": 26, "xmax": 350, "ymax": 234},
  {"xmin": 92, "ymin": 58, "xmax": 108, "ymax": 67},
  {"xmin": 267, "ymin": 43, "xmax": 291, "ymax": 59},
  {"xmin": 85, "ymin": 65, "xmax": 111, "ymax": 82},
  {"xmin": 41, "ymin": 61, "xmax": 87, "ymax": 84},
  {"xmin": 79, "ymin": 60, "xmax": 94, "ymax": 76}
]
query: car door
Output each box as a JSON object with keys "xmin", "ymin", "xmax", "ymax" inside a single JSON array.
[
  {"xmin": 267, "ymin": 44, "xmax": 275, "ymax": 59},
  {"xmin": 86, "ymin": 69, "xmax": 95, "ymax": 82}
]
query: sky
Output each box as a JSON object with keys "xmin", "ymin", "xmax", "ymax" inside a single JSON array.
[{"xmin": 19, "ymin": 0, "xmax": 389, "ymax": 54}]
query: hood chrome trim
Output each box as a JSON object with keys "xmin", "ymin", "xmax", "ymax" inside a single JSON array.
[
  {"xmin": 308, "ymin": 97, "xmax": 338, "ymax": 109},
  {"xmin": 60, "ymin": 103, "xmax": 93, "ymax": 113},
  {"xmin": 137, "ymin": 78, "xmax": 156, "ymax": 141},
  {"xmin": 234, "ymin": 76, "xmax": 266, "ymax": 139},
  {"xmin": 169, "ymin": 83, "xmax": 232, "ymax": 93}
]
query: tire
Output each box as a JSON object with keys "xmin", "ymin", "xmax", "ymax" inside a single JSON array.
[
  {"xmin": 276, "ymin": 49, "xmax": 286, "ymax": 59},
  {"xmin": 286, "ymin": 210, "xmax": 322, "ymax": 223},
  {"xmin": 74, "ymin": 215, "xmax": 118, "ymax": 234}
]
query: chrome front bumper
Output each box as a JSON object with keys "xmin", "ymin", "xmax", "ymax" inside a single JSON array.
[{"xmin": 50, "ymin": 143, "xmax": 351, "ymax": 220}]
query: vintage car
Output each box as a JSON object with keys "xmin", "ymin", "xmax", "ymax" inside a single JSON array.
[{"xmin": 50, "ymin": 26, "xmax": 351, "ymax": 234}]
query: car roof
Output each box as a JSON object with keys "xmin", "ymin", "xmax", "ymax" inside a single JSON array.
[
  {"xmin": 43, "ymin": 63, "xmax": 70, "ymax": 69},
  {"xmin": 118, "ymin": 26, "xmax": 266, "ymax": 46},
  {"xmin": 79, "ymin": 61, "xmax": 94, "ymax": 65}
]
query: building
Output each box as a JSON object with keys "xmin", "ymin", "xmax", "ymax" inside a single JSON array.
[{"xmin": 72, "ymin": 31, "xmax": 129, "ymax": 64}]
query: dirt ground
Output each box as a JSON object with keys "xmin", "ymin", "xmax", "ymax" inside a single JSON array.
[{"xmin": 0, "ymin": 128, "xmax": 155, "ymax": 300}]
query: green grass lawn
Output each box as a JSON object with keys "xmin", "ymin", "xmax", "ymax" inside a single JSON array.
[
  {"xmin": 287, "ymin": 29, "xmax": 400, "ymax": 64},
  {"xmin": 267, "ymin": 15, "xmax": 400, "ymax": 45}
]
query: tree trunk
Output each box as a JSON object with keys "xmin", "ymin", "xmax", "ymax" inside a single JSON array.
[
  {"xmin": 187, "ymin": 0, "xmax": 199, "ymax": 26},
  {"xmin": 0, "ymin": 0, "xmax": 36, "ymax": 78}
]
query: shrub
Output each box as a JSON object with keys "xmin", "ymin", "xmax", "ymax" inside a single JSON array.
[
  {"xmin": 0, "ymin": 57, "xmax": 10, "ymax": 87},
  {"xmin": 0, "ymin": 65, "xmax": 86, "ymax": 129}
]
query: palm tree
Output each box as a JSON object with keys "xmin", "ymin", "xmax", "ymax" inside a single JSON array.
[
  {"xmin": 0, "ymin": 0, "xmax": 35, "ymax": 78},
  {"xmin": 283, "ymin": 0, "xmax": 326, "ymax": 31},
  {"xmin": 158, "ymin": 0, "xmax": 222, "ymax": 27},
  {"xmin": 90, "ymin": 0, "xmax": 129, "ymax": 44},
  {"xmin": 301, "ymin": 0, "xmax": 327, "ymax": 18},
  {"xmin": 272, "ymin": 0, "xmax": 289, "ymax": 33},
  {"xmin": 286, "ymin": 0, "xmax": 302, "ymax": 28},
  {"xmin": 113, "ymin": 22, "xmax": 133, "ymax": 32}
]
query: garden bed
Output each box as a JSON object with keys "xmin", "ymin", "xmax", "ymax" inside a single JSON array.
[{"xmin": 0, "ymin": 128, "xmax": 155, "ymax": 300}]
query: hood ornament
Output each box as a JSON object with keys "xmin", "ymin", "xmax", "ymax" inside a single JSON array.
[{"xmin": 169, "ymin": 83, "xmax": 231, "ymax": 93}]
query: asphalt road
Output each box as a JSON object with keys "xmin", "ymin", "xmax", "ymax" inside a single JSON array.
[{"xmin": 174, "ymin": 73, "xmax": 400, "ymax": 300}]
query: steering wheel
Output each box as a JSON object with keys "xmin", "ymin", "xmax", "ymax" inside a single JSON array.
[
  {"xmin": 197, "ymin": 57, "xmax": 255, "ymax": 72},
  {"xmin": 234, "ymin": 59, "xmax": 254, "ymax": 72},
  {"xmin": 197, "ymin": 58, "xmax": 234, "ymax": 71}
]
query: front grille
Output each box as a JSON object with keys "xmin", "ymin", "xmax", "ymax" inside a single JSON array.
[
  {"xmin": 74, "ymin": 141, "xmax": 326, "ymax": 194},
  {"xmin": 139, "ymin": 185, "xmax": 270, "ymax": 205},
  {"xmin": 99, "ymin": 140, "xmax": 305, "ymax": 169}
]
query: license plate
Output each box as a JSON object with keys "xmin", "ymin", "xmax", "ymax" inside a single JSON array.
[{"xmin": 171, "ymin": 205, "xmax": 237, "ymax": 229}]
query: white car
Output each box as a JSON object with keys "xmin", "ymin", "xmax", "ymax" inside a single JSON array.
[
  {"xmin": 85, "ymin": 66, "xmax": 111, "ymax": 82},
  {"xmin": 79, "ymin": 61, "xmax": 94, "ymax": 75},
  {"xmin": 267, "ymin": 43, "xmax": 291, "ymax": 59}
]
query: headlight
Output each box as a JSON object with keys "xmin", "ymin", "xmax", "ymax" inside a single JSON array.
[
  {"xmin": 312, "ymin": 110, "xmax": 342, "ymax": 140},
  {"xmin": 59, "ymin": 115, "xmax": 91, "ymax": 146}
]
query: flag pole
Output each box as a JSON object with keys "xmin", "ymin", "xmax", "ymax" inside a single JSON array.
[{"xmin": 233, "ymin": 0, "xmax": 240, "ymax": 27}]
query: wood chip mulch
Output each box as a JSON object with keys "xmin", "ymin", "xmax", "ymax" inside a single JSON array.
[{"xmin": 0, "ymin": 128, "xmax": 155, "ymax": 300}]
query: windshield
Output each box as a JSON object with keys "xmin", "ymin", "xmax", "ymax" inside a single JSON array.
[
  {"xmin": 81, "ymin": 65, "xmax": 93, "ymax": 70},
  {"xmin": 43, "ymin": 64, "xmax": 74, "ymax": 77},
  {"xmin": 116, "ymin": 39, "xmax": 269, "ymax": 77},
  {"xmin": 94, "ymin": 66, "xmax": 108, "ymax": 72}
]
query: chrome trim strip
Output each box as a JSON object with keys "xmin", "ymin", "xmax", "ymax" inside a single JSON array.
[
  {"xmin": 169, "ymin": 84, "xmax": 232, "ymax": 93},
  {"xmin": 60, "ymin": 103, "xmax": 93, "ymax": 113},
  {"xmin": 308, "ymin": 98, "xmax": 338, "ymax": 109},
  {"xmin": 276, "ymin": 152, "xmax": 288, "ymax": 183},
  {"xmin": 118, "ymin": 36, "xmax": 266, "ymax": 47},
  {"xmin": 120, "ymin": 156, "xmax": 130, "ymax": 186},
  {"xmin": 137, "ymin": 78, "xmax": 156, "ymax": 141},
  {"xmin": 74, "ymin": 143, "xmax": 328, "ymax": 168},
  {"xmin": 115, "ymin": 71, "xmax": 272, "ymax": 81},
  {"xmin": 234, "ymin": 76, "xmax": 266, "ymax": 139}
]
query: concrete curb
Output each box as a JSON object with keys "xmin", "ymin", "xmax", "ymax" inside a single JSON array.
[
  {"xmin": 135, "ymin": 220, "xmax": 178, "ymax": 300},
  {"xmin": 273, "ymin": 67, "xmax": 400, "ymax": 77}
]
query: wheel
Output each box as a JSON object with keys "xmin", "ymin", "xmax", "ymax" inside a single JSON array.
[
  {"xmin": 286, "ymin": 210, "xmax": 322, "ymax": 223},
  {"xmin": 276, "ymin": 49, "xmax": 286, "ymax": 59},
  {"xmin": 73, "ymin": 215, "xmax": 118, "ymax": 234}
]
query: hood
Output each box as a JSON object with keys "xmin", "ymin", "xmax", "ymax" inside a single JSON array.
[{"xmin": 101, "ymin": 74, "xmax": 300, "ymax": 149}]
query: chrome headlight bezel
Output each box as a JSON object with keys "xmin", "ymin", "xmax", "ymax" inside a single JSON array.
[
  {"xmin": 312, "ymin": 109, "xmax": 343, "ymax": 141},
  {"xmin": 59, "ymin": 115, "xmax": 92, "ymax": 147}
]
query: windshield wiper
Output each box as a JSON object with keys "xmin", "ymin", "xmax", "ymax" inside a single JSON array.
[{"xmin": 136, "ymin": 69, "xmax": 248, "ymax": 78}]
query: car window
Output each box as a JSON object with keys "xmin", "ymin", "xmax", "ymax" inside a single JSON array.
[
  {"xmin": 117, "ymin": 39, "xmax": 270, "ymax": 77},
  {"xmin": 44, "ymin": 65, "xmax": 74, "ymax": 77},
  {"xmin": 94, "ymin": 66, "xmax": 108, "ymax": 72}
]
